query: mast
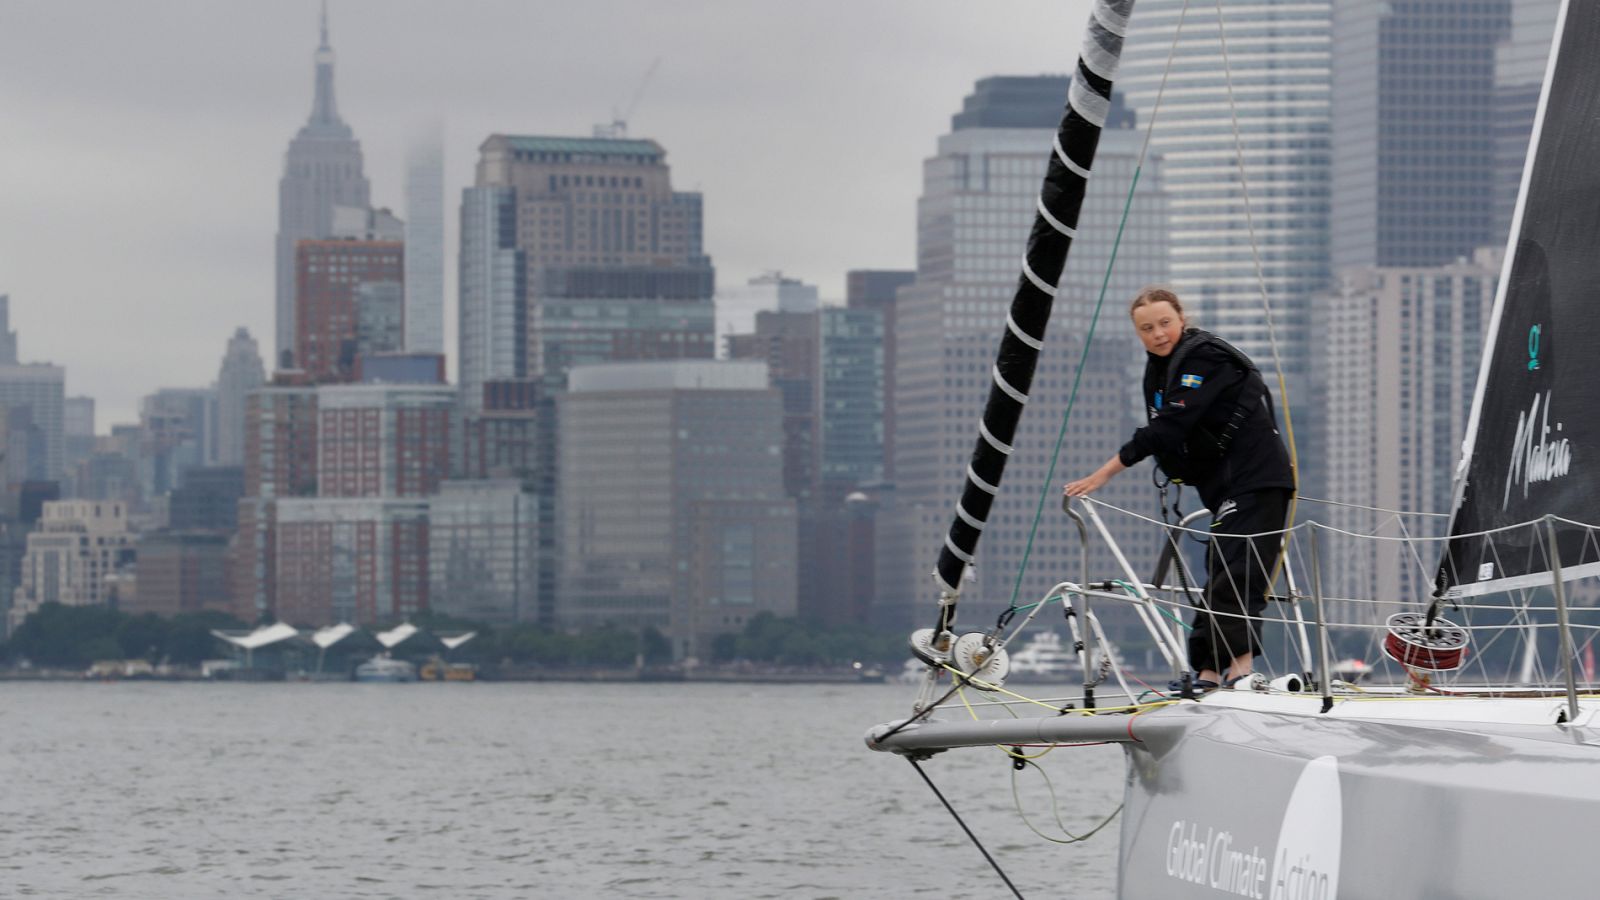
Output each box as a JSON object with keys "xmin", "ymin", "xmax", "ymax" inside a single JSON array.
[{"xmin": 930, "ymin": 0, "xmax": 1137, "ymax": 637}]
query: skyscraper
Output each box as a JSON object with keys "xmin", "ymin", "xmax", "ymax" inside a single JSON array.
[
  {"xmin": 817, "ymin": 306, "xmax": 886, "ymax": 494},
  {"xmin": 1493, "ymin": 1, "xmax": 1560, "ymax": 244},
  {"xmin": 274, "ymin": 10, "xmax": 371, "ymax": 367},
  {"xmin": 404, "ymin": 127, "xmax": 446, "ymax": 355},
  {"xmin": 232, "ymin": 376, "xmax": 319, "ymax": 622},
  {"xmin": 63, "ymin": 396, "xmax": 95, "ymax": 488},
  {"xmin": 429, "ymin": 479, "xmax": 539, "ymax": 625},
  {"xmin": 0, "ymin": 363, "xmax": 65, "ymax": 482},
  {"xmin": 461, "ymin": 134, "xmax": 716, "ymax": 632},
  {"xmin": 1122, "ymin": 2, "xmax": 1331, "ymax": 408},
  {"xmin": 463, "ymin": 134, "xmax": 715, "ymax": 389},
  {"xmin": 214, "ymin": 328, "xmax": 265, "ymax": 466},
  {"xmin": 0, "ymin": 295, "xmax": 18, "ymax": 365},
  {"xmin": 457, "ymin": 185, "xmax": 525, "ymax": 410},
  {"xmin": 1312, "ymin": 250, "xmax": 1498, "ymax": 610},
  {"xmin": 271, "ymin": 383, "xmax": 453, "ymax": 625},
  {"xmin": 0, "ymin": 295, "xmax": 63, "ymax": 482},
  {"xmin": 726, "ymin": 310, "xmax": 819, "ymax": 499},
  {"xmin": 714, "ymin": 273, "xmax": 818, "ymax": 358},
  {"xmin": 294, "ymin": 239, "xmax": 404, "ymax": 383},
  {"xmin": 846, "ymin": 270, "xmax": 913, "ymax": 482},
  {"xmin": 315, "ymin": 384, "xmax": 454, "ymax": 498},
  {"xmin": 1331, "ymin": 2, "xmax": 1513, "ymax": 269},
  {"xmin": 274, "ymin": 496, "xmax": 430, "ymax": 625},
  {"xmin": 138, "ymin": 387, "xmax": 217, "ymax": 498},
  {"xmin": 883, "ymin": 79, "xmax": 1168, "ymax": 633},
  {"xmin": 557, "ymin": 361, "xmax": 796, "ymax": 658}
]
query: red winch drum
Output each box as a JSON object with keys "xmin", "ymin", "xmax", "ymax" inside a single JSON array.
[{"xmin": 1383, "ymin": 612, "xmax": 1469, "ymax": 671}]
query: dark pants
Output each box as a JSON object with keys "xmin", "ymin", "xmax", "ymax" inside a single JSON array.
[{"xmin": 1189, "ymin": 488, "xmax": 1293, "ymax": 675}]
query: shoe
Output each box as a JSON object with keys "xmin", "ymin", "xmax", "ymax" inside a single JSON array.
[
  {"xmin": 1166, "ymin": 676, "xmax": 1219, "ymax": 695},
  {"xmin": 1225, "ymin": 672, "xmax": 1268, "ymax": 692}
]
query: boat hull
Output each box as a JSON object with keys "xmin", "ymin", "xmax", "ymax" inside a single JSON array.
[{"xmin": 1116, "ymin": 700, "xmax": 1600, "ymax": 899}]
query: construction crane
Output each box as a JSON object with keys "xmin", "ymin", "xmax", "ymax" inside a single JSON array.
[{"xmin": 593, "ymin": 58, "xmax": 661, "ymax": 139}]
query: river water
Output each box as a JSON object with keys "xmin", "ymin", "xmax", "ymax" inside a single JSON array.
[{"xmin": 0, "ymin": 682, "xmax": 1124, "ymax": 898}]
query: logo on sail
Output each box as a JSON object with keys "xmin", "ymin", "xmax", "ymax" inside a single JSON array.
[{"xmin": 1503, "ymin": 390, "xmax": 1571, "ymax": 508}]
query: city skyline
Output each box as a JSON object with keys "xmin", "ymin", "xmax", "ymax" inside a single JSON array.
[{"xmin": 0, "ymin": 0, "xmax": 1095, "ymax": 425}]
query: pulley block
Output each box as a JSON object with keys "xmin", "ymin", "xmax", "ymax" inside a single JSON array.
[
  {"xmin": 909, "ymin": 628, "xmax": 957, "ymax": 666},
  {"xmin": 951, "ymin": 632, "xmax": 1010, "ymax": 690}
]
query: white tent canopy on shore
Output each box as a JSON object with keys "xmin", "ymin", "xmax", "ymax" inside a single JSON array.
[{"xmin": 211, "ymin": 623, "xmax": 477, "ymax": 656}]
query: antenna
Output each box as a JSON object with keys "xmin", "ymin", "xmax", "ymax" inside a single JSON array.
[{"xmin": 593, "ymin": 58, "xmax": 661, "ymax": 139}]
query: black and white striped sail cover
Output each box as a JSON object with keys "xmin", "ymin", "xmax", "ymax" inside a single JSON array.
[
  {"xmin": 1442, "ymin": 0, "xmax": 1600, "ymax": 598},
  {"xmin": 933, "ymin": 0, "xmax": 1136, "ymax": 604}
]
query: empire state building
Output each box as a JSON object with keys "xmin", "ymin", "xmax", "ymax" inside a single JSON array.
[{"xmin": 274, "ymin": 10, "xmax": 371, "ymax": 368}]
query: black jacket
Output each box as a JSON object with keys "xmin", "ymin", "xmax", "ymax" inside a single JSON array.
[{"xmin": 1117, "ymin": 328, "xmax": 1295, "ymax": 510}]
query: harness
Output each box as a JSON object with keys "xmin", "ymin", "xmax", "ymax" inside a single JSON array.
[{"xmin": 1151, "ymin": 328, "xmax": 1271, "ymax": 482}]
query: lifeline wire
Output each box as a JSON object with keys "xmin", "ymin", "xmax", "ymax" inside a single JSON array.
[{"xmin": 908, "ymin": 757, "xmax": 1026, "ymax": 900}]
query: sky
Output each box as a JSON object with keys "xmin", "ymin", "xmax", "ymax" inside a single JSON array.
[{"xmin": 0, "ymin": 0, "xmax": 1093, "ymax": 427}]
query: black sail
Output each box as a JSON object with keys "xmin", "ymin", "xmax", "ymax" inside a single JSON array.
[
  {"xmin": 932, "ymin": 0, "xmax": 1137, "ymax": 629},
  {"xmin": 1442, "ymin": 0, "xmax": 1600, "ymax": 597}
]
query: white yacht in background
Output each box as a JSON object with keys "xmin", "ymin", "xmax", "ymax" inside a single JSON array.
[
  {"xmin": 1003, "ymin": 631, "xmax": 1077, "ymax": 682},
  {"xmin": 354, "ymin": 655, "xmax": 416, "ymax": 683}
]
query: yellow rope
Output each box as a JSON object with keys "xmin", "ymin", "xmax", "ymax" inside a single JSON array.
[
  {"xmin": 938, "ymin": 662, "xmax": 1180, "ymax": 715},
  {"xmin": 955, "ymin": 682, "xmax": 1057, "ymax": 759}
]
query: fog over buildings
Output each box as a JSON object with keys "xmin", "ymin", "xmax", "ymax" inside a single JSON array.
[{"xmin": 0, "ymin": 0, "xmax": 1096, "ymax": 424}]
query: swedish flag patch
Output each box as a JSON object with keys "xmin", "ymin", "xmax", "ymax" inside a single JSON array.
[{"xmin": 1180, "ymin": 373, "xmax": 1204, "ymax": 388}]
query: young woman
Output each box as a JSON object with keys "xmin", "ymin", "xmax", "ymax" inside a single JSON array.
[{"xmin": 1064, "ymin": 287, "xmax": 1295, "ymax": 691}]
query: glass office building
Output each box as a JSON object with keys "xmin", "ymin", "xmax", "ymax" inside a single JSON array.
[{"xmin": 1122, "ymin": 1, "xmax": 1332, "ymax": 406}]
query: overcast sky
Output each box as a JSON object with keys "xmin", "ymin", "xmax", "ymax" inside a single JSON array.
[{"xmin": 0, "ymin": 0, "xmax": 1092, "ymax": 427}]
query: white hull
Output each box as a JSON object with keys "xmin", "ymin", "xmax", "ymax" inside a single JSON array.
[{"xmin": 872, "ymin": 689, "xmax": 1600, "ymax": 898}]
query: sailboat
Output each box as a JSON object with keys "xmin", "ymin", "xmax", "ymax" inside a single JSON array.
[{"xmin": 867, "ymin": 0, "xmax": 1600, "ymax": 896}]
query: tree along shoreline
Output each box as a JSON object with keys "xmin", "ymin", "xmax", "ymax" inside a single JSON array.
[
  {"xmin": 2, "ymin": 605, "xmax": 908, "ymax": 675},
  {"xmin": 1, "ymin": 663, "xmax": 891, "ymax": 684}
]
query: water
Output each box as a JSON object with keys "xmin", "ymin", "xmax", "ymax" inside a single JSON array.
[{"xmin": 0, "ymin": 682, "xmax": 1123, "ymax": 898}]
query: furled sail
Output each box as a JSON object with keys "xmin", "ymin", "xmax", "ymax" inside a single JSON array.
[
  {"xmin": 930, "ymin": 0, "xmax": 1136, "ymax": 631},
  {"xmin": 1441, "ymin": 0, "xmax": 1600, "ymax": 598}
]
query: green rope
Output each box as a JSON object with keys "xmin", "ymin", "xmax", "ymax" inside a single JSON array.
[
  {"xmin": 1005, "ymin": 167, "xmax": 1143, "ymax": 612},
  {"xmin": 1006, "ymin": 592, "xmax": 1070, "ymax": 616},
  {"xmin": 1113, "ymin": 579, "xmax": 1192, "ymax": 632}
]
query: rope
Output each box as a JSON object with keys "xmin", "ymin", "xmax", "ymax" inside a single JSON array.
[
  {"xmin": 908, "ymin": 757, "xmax": 1026, "ymax": 899},
  {"xmin": 877, "ymin": 652, "xmax": 1040, "ymax": 744},
  {"xmin": 1114, "ymin": 579, "xmax": 1192, "ymax": 632},
  {"xmin": 1011, "ymin": 758, "xmax": 1124, "ymax": 844},
  {"xmin": 946, "ymin": 667, "xmax": 1180, "ymax": 715},
  {"xmin": 1213, "ymin": 0, "xmax": 1299, "ymax": 585},
  {"xmin": 942, "ymin": 663, "xmax": 1084, "ymax": 713}
]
